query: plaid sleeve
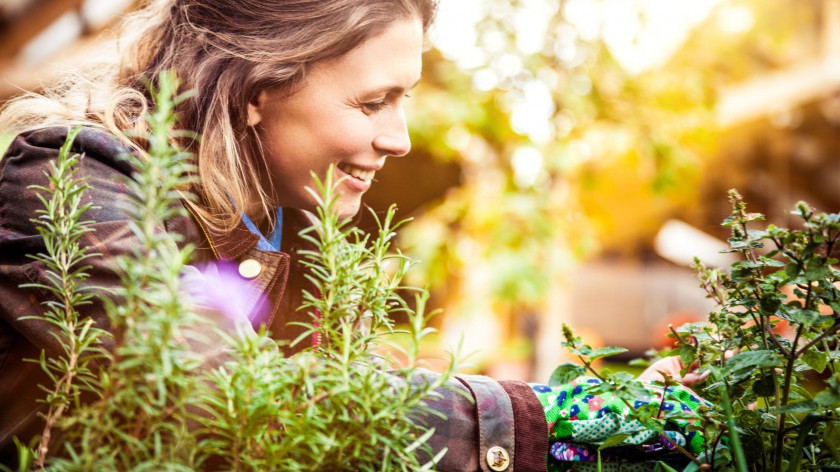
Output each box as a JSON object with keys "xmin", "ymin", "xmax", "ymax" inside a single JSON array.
[{"xmin": 412, "ymin": 369, "xmax": 549, "ymax": 471}]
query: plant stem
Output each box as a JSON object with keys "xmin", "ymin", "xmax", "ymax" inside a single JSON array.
[
  {"xmin": 720, "ymin": 385, "xmax": 748, "ymax": 472},
  {"xmin": 764, "ymin": 320, "xmax": 791, "ymax": 358},
  {"xmin": 774, "ymin": 325, "xmax": 802, "ymax": 472},
  {"xmin": 795, "ymin": 322, "xmax": 840, "ymax": 357}
]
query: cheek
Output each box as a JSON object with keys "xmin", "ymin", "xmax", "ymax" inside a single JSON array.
[{"xmin": 323, "ymin": 116, "xmax": 373, "ymax": 156}]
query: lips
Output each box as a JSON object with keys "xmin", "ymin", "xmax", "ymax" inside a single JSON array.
[
  {"xmin": 337, "ymin": 162, "xmax": 376, "ymax": 183},
  {"xmin": 335, "ymin": 163, "xmax": 376, "ymax": 193}
]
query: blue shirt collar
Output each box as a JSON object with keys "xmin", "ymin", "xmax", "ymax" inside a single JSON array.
[{"xmin": 241, "ymin": 207, "xmax": 284, "ymax": 252}]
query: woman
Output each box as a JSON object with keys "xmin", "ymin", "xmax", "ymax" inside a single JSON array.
[{"xmin": 0, "ymin": 0, "xmax": 706, "ymax": 470}]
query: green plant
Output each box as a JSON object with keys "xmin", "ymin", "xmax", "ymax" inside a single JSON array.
[
  {"xmin": 19, "ymin": 126, "xmax": 108, "ymax": 470},
  {"xmin": 40, "ymin": 71, "xmax": 205, "ymax": 470},
  {"xmin": 551, "ymin": 327, "xmax": 710, "ymax": 469},
  {"xmin": 13, "ymin": 73, "xmax": 454, "ymax": 470},
  {"xmin": 559, "ymin": 189, "xmax": 840, "ymax": 471},
  {"xmin": 193, "ymin": 170, "xmax": 458, "ymax": 471},
  {"xmin": 681, "ymin": 189, "xmax": 840, "ymax": 471}
]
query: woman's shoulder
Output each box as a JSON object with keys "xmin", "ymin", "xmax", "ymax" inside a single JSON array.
[
  {"xmin": 0, "ymin": 125, "xmax": 146, "ymax": 227},
  {"xmin": 2, "ymin": 125, "xmax": 136, "ymax": 178}
]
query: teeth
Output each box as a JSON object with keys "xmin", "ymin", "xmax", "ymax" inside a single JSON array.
[{"xmin": 339, "ymin": 164, "xmax": 375, "ymax": 182}]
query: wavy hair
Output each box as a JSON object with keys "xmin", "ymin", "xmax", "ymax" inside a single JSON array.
[{"xmin": 0, "ymin": 0, "xmax": 437, "ymax": 232}]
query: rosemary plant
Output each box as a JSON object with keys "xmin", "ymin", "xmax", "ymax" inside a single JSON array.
[
  {"xmin": 11, "ymin": 73, "xmax": 454, "ymax": 471},
  {"xmin": 195, "ymin": 169, "xmax": 457, "ymax": 471},
  {"xmin": 43, "ymin": 71, "xmax": 202, "ymax": 470},
  {"xmin": 18, "ymin": 126, "xmax": 108, "ymax": 470}
]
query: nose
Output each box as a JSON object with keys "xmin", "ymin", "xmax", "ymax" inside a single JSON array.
[{"xmin": 373, "ymin": 107, "xmax": 411, "ymax": 157}]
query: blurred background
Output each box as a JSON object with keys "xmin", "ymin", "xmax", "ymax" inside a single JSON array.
[{"xmin": 1, "ymin": 0, "xmax": 839, "ymax": 382}]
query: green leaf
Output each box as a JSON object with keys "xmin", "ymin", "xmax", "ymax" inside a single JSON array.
[
  {"xmin": 806, "ymin": 258, "xmax": 832, "ymax": 281},
  {"xmin": 737, "ymin": 409, "xmax": 763, "ymax": 429},
  {"xmin": 752, "ymin": 375, "xmax": 776, "ymax": 397},
  {"xmin": 785, "ymin": 262, "xmax": 800, "ymax": 279},
  {"xmin": 598, "ymin": 433, "xmax": 630, "ymax": 450},
  {"xmin": 788, "ymin": 308, "xmax": 821, "ymax": 325},
  {"xmin": 548, "ymin": 362, "xmax": 586, "ymax": 387},
  {"xmin": 588, "ymin": 346, "xmax": 628, "ymax": 361},
  {"xmin": 760, "ymin": 257, "xmax": 785, "ymax": 267},
  {"xmin": 725, "ymin": 350, "xmax": 781, "ymax": 373},
  {"xmin": 759, "ymin": 295, "xmax": 782, "ymax": 315},
  {"xmin": 776, "ymin": 400, "xmax": 819, "ymax": 414},
  {"xmin": 654, "ymin": 462, "xmax": 679, "ymax": 472},
  {"xmin": 815, "ymin": 390, "xmax": 840, "ymax": 407},
  {"xmin": 682, "ymin": 458, "xmax": 700, "ymax": 472},
  {"xmin": 801, "ymin": 349, "xmax": 828, "ymax": 373}
]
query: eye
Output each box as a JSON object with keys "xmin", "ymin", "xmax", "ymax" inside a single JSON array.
[{"xmin": 361, "ymin": 100, "xmax": 388, "ymax": 114}]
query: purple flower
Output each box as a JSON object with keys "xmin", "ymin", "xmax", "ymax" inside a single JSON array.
[{"xmin": 181, "ymin": 261, "xmax": 269, "ymax": 328}]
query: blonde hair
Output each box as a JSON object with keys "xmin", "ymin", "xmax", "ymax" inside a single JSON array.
[{"xmin": 0, "ymin": 0, "xmax": 437, "ymax": 233}]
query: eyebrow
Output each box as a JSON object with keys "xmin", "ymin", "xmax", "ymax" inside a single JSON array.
[{"xmin": 363, "ymin": 78, "xmax": 421, "ymax": 97}]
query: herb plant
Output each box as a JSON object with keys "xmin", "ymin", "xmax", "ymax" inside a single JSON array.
[
  {"xmin": 19, "ymin": 126, "xmax": 108, "ymax": 470},
  {"xmin": 558, "ymin": 190, "xmax": 840, "ymax": 471},
  {"xmin": 8, "ymin": 73, "xmax": 454, "ymax": 471}
]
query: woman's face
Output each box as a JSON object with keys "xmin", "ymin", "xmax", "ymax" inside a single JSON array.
[{"xmin": 248, "ymin": 17, "xmax": 424, "ymax": 218}]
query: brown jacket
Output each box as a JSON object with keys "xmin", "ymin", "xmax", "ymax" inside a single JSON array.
[{"xmin": 0, "ymin": 126, "xmax": 547, "ymax": 471}]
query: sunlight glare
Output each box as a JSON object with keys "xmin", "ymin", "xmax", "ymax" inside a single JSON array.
[
  {"xmin": 432, "ymin": 0, "xmax": 486, "ymax": 69},
  {"xmin": 512, "ymin": 146, "xmax": 545, "ymax": 188},
  {"xmin": 510, "ymin": 80, "xmax": 556, "ymax": 143},
  {"xmin": 566, "ymin": 0, "xmax": 721, "ymax": 75}
]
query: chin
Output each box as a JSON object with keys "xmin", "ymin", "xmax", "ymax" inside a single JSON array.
[
  {"xmin": 297, "ymin": 192, "xmax": 361, "ymax": 221},
  {"xmin": 334, "ymin": 199, "xmax": 362, "ymax": 220}
]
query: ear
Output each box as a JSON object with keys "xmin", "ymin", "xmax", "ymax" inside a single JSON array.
[{"xmin": 247, "ymin": 91, "xmax": 267, "ymax": 127}]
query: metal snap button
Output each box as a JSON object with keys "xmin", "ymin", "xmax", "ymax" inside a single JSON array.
[
  {"xmin": 486, "ymin": 446, "xmax": 510, "ymax": 471},
  {"xmin": 238, "ymin": 258, "xmax": 262, "ymax": 279}
]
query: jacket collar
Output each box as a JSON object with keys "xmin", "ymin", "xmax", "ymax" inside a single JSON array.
[
  {"xmin": 181, "ymin": 197, "xmax": 260, "ymax": 261},
  {"xmin": 181, "ymin": 197, "xmax": 318, "ymax": 261}
]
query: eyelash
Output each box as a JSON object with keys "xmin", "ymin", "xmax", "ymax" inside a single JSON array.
[
  {"xmin": 361, "ymin": 100, "xmax": 388, "ymax": 113},
  {"xmin": 361, "ymin": 94, "xmax": 411, "ymax": 114}
]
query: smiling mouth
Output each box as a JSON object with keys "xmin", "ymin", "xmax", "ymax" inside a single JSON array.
[{"xmin": 337, "ymin": 163, "xmax": 375, "ymax": 183}]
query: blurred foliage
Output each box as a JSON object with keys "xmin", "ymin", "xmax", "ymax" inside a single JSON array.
[
  {"xmin": 0, "ymin": 133, "xmax": 12, "ymax": 157},
  {"xmin": 403, "ymin": 0, "xmax": 828, "ymax": 327}
]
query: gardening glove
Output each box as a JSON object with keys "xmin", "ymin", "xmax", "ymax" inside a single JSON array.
[{"xmin": 529, "ymin": 376, "xmax": 711, "ymax": 467}]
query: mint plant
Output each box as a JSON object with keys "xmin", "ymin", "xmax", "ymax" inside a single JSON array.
[
  {"xmin": 558, "ymin": 189, "xmax": 840, "ymax": 471},
  {"xmin": 681, "ymin": 190, "xmax": 840, "ymax": 471},
  {"xmin": 551, "ymin": 326, "xmax": 709, "ymax": 469}
]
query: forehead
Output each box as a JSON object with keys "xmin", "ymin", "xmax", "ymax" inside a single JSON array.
[{"xmin": 311, "ymin": 18, "xmax": 424, "ymax": 90}]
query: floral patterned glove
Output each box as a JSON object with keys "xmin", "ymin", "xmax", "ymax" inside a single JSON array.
[{"xmin": 530, "ymin": 376, "xmax": 711, "ymax": 471}]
